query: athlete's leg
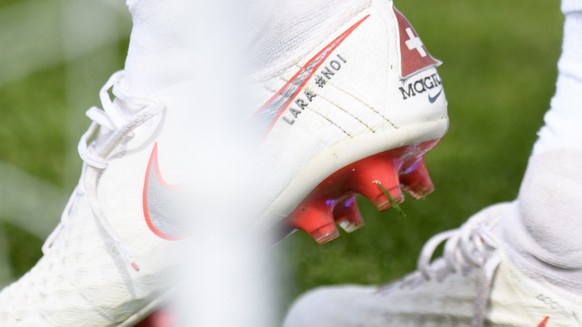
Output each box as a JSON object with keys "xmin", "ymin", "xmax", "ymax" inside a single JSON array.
[{"xmin": 501, "ymin": 0, "xmax": 582, "ymax": 295}]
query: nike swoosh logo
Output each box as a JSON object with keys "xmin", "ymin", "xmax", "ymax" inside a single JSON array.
[
  {"xmin": 143, "ymin": 143, "xmax": 184, "ymax": 240},
  {"xmin": 253, "ymin": 15, "xmax": 370, "ymax": 137},
  {"xmin": 538, "ymin": 316, "xmax": 549, "ymax": 327},
  {"xmin": 428, "ymin": 88, "xmax": 442, "ymax": 103}
]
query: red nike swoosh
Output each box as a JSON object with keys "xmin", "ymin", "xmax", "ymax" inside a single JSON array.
[
  {"xmin": 143, "ymin": 143, "xmax": 183, "ymax": 241},
  {"xmin": 253, "ymin": 15, "xmax": 370, "ymax": 138},
  {"xmin": 538, "ymin": 316, "xmax": 549, "ymax": 327}
]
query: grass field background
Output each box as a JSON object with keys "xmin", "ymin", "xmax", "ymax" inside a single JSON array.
[{"xmin": 0, "ymin": 0, "xmax": 563, "ymax": 320}]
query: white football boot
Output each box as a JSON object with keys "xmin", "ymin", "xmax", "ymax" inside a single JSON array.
[
  {"xmin": 0, "ymin": 0, "xmax": 447, "ymax": 325},
  {"xmin": 284, "ymin": 203, "xmax": 582, "ymax": 327},
  {"xmin": 284, "ymin": 151, "xmax": 582, "ymax": 327},
  {"xmin": 253, "ymin": 0, "xmax": 448, "ymax": 242}
]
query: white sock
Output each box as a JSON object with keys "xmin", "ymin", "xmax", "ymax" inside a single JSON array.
[
  {"xmin": 533, "ymin": 0, "xmax": 582, "ymax": 155},
  {"xmin": 502, "ymin": 0, "xmax": 582, "ymax": 296},
  {"xmin": 503, "ymin": 149, "xmax": 582, "ymax": 295}
]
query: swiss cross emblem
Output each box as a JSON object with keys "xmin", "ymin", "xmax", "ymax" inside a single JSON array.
[
  {"xmin": 405, "ymin": 27, "xmax": 426, "ymax": 57},
  {"xmin": 394, "ymin": 6, "xmax": 441, "ymax": 79}
]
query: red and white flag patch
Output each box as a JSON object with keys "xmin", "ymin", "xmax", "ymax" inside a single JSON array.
[{"xmin": 394, "ymin": 7, "xmax": 441, "ymax": 80}]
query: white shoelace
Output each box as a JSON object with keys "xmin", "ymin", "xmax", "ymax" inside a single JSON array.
[
  {"xmin": 42, "ymin": 71, "xmax": 166, "ymax": 272},
  {"xmin": 388, "ymin": 213, "xmax": 501, "ymax": 327}
]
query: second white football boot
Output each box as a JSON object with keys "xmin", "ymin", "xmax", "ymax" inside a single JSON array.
[
  {"xmin": 0, "ymin": 0, "xmax": 447, "ymax": 325},
  {"xmin": 284, "ymin": 203, "xmax": 582, "ymax": 327}
]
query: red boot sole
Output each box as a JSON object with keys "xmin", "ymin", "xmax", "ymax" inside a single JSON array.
[{"xmin": 285, "ymin": 139, "xmax": 439, "ymax": 244}]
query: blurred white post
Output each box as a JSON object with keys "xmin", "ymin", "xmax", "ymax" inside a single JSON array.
[{"xmin": 165, "ymin": 0, "xmax": 279, "ymax": 326}]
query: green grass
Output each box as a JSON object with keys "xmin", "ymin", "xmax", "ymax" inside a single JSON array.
[{"xmin": 0, "ymin": 0, "xmax": 564, "ymax": 320}]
